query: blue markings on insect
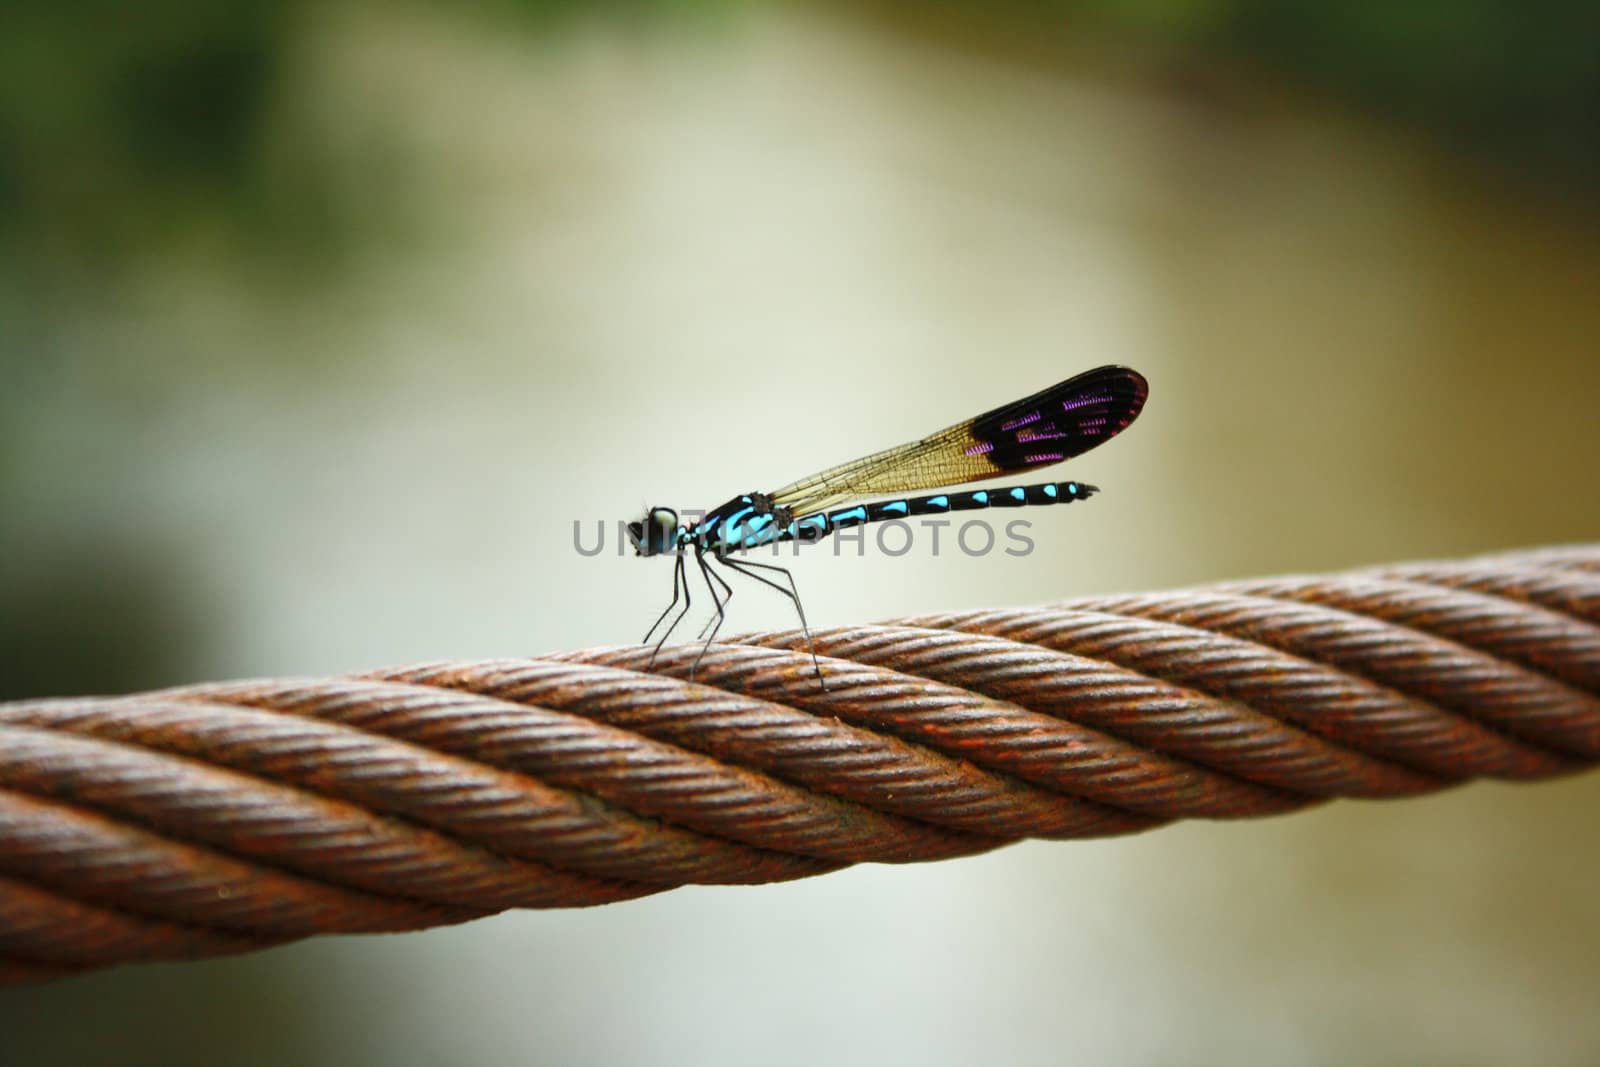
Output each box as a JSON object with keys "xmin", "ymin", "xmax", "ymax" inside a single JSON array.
[
  {"xmin": 742, "ymin": 512, "xmax": 777, "ymax": 547},
  {"xmin": 786, "ymin": 514, "xmax": 829, "ymax": 542},
  {"xmin": 705, "ymin": 477, "xmax": 1096, "ymax": 551},
  {"xmin": 713, "ymin": 504, "xmax": 756, "ymax": 546}
]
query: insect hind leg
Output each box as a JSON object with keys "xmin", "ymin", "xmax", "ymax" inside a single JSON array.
[
  {"xmin": 697, "ymin": 558, "xmax": 734, "ymax": 641},
  {"xmin": 690, "ymin": 549, "xmax": 734, "ymax": 678},
  {"xmin": 718, "ymin": 553, "xmax": 826, "ymax": 689}
]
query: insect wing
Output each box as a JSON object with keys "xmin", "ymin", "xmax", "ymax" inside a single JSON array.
[{"xmin": 769, "ymin": 365, "xmax": 1147, "ymax": 516}]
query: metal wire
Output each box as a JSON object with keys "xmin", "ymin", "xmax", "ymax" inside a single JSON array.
[{"xmin": 2, "ymin": 544, "xmax": 1596, "ymax": 982}]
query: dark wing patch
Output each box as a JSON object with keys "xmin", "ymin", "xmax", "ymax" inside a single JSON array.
[{"xmin": 966, "ymin": 364, "xmax": 1148, "ymax": 472}]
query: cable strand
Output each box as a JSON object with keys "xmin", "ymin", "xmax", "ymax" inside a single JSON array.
[{"xmin": 2, "ymin": 543, "xmax": 1596, "ymax": 983}]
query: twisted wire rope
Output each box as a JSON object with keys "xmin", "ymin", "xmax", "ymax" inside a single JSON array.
[{"xmin": 1, "ymin": 544, "xmax": 1597, "ymax": 982}]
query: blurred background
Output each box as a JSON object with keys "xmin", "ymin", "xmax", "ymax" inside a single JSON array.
[{"xmin": 2, "ymin": 1, "xmax": 1598, "ymax": 1063}]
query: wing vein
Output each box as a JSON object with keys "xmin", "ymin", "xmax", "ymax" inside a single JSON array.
[{"xmin": 768, "ymin": 365, "xmax": 1147, "ymax": 516}]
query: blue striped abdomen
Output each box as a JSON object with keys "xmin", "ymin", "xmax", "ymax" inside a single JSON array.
[{"xmin": 781, "ymin": 480, "xmax": 1096, "ymax": 544}]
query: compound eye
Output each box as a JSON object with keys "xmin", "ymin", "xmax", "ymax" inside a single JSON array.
[
  {"xmin": 628, "ymin": 507, "xmax": 679, "ymax": 556},
  {"xmin": 650, "ymin": 508, "xmax": 678, "ymax": 536}
]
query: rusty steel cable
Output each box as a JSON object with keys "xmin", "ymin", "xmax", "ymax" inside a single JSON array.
[{"xmin": 1, "ymin": 544, "xmax": 1597, "ymax": 982}]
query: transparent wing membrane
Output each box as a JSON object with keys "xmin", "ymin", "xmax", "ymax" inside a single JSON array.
[{"xmin": 768, "ymin": 365, "xmax": 1147, "ymax": 517}]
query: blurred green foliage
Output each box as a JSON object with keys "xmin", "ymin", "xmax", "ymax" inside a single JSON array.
[
  {"xmin": 0, "ymin": 0, "xmax": 1593, "ymax": 274},
  {"xmin": 937, "ymin": 0, "xmax": 1600, "ymax": 188},
  {"xmin": 0, "ymin": 541, "xmax": 201, "ymax": 700},
  {"xmin": 0, "ymin": 0, "xmax": 736, "ymax": 275},
  {"xmin": 1223, "ymin": 2, "xmax": 1600, "ymax": 183},
  {"xmin": 0, "ymin": 0, "xmax": 297, "ymax": 267}
]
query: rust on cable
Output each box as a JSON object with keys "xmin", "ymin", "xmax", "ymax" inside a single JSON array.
[{"xmin": 1, "ymin": 544, "xmax": 1597, "ymax": 983}]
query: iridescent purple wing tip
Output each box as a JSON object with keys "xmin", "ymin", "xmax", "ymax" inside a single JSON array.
[{"xmin": 965, "ymin": 364, "xmax": 1148, "ymax": 473}]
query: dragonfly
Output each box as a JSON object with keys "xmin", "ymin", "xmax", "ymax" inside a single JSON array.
[{"xmin": 626, "ymin": 364, "xmax": 1149, "ymax": 682}]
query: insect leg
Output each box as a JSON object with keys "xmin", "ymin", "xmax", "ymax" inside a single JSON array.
[
  {"xmin": 690, "ymin": 548, "xmax": 733, "ymax": 679},
  {"xmin": 718, "ymin": 554, "xmax": 825, "ymax": 689}
]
